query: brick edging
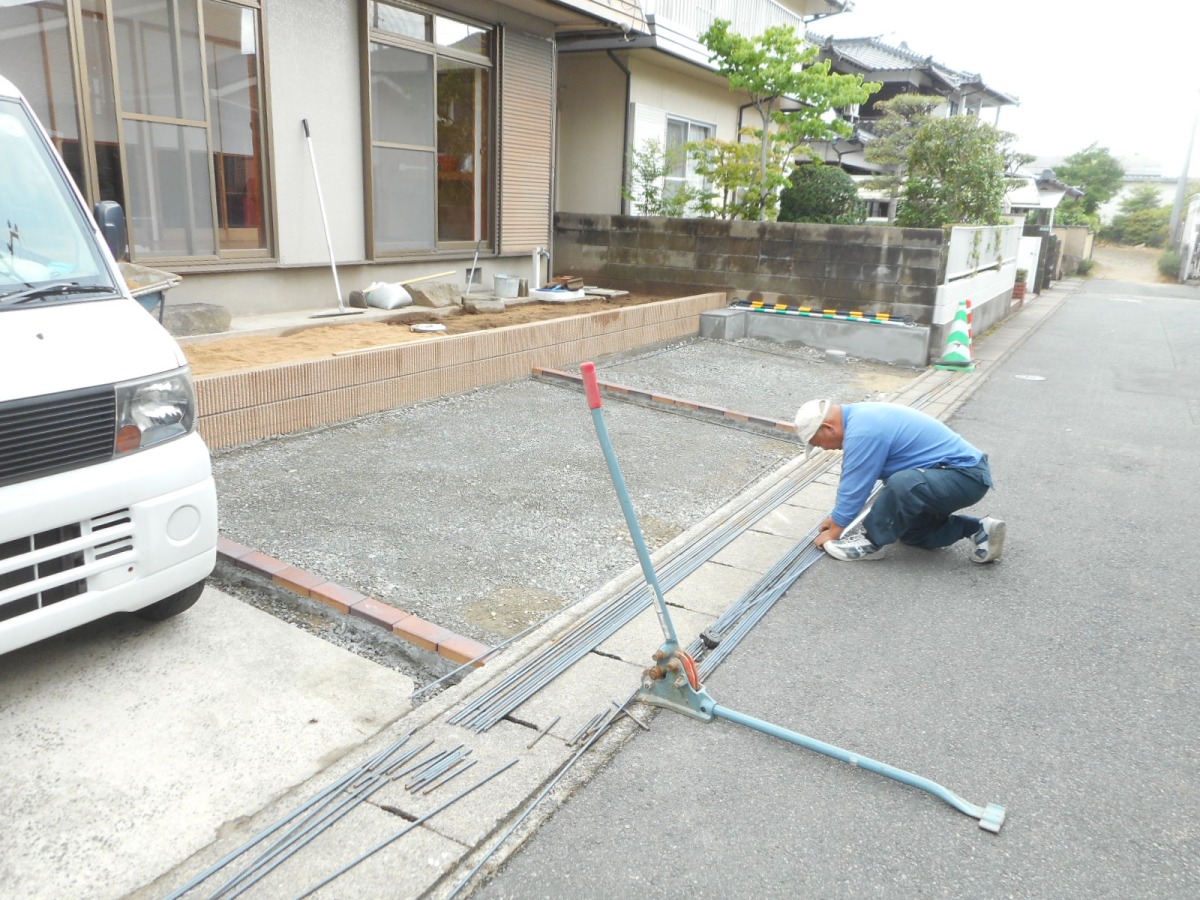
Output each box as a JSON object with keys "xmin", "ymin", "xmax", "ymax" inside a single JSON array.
[
  {"xmin": 215, "ymin": 536, "xmax": 492, "ymax": 667},
  {"xmin": 532, "ymin": 366, "xmax": 799, "ymax": 437}
]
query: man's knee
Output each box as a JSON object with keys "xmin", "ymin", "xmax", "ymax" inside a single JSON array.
[{"xmin": 883, "ymin": 468, "xmax": 927, "ymax": 499}]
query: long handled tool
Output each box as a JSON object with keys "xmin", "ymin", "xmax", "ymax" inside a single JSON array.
[
  {"xmin": 303, "ymin": 118, "xmax": 362, "ymax": 320},
  {"xmin": 579, "ymin": 362, "xmax": 1006, "ymax": 833},
  {"xmin": 465, "ymin": 239, "xmax": 482, "ymax": 294}
]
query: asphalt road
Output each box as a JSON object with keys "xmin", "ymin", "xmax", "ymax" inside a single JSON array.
[{"xmin": 478, "ymin": 277, "xmax": 1200, "ymax": 898}]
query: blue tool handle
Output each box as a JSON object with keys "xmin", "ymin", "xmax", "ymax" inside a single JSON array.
[
  {"xmin": 580, "ymin": 362, "xmax": 678, "ymax": 648},
  {"xmin": 712, "ymin": 704, "xmax": 1005, "ymax": 832}
]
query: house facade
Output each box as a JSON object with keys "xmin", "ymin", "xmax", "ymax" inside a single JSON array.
[
  {"xmin": 810, "ymin": 34, "xmax": 1017, "ymax": 220},
  {"xmin": 1006, "ymin": 168, "xmax": 1083, "ymax": 229},
  {"xmin": 0, "ymin": 0, "xmax": 643, "ymax": 316},
  {"xmin": 554, "ymin": 0, "xmax": 850, "ymax": 216}
]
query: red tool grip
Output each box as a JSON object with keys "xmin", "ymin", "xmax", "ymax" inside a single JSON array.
[{"xmin": 581, "ymin": 362, "xmax": 602, "ymax": 409}]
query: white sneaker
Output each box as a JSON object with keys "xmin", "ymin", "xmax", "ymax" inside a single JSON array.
[
  {"xmin": 824, "ymin": 533, "xmax": 887, "ymax": 560},
  {"xmin": 970, "ymin": 517, "xmax": 1006, "ymax": 563}
]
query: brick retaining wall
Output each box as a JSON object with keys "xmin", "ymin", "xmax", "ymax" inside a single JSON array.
[{"xmin": 197, "ymin": 292, "xmax": 727, "ymax": 451}]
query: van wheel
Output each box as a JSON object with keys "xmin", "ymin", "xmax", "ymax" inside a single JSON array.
[{"xmin": 136, "ymin": 579, "xmax": 206, "ymax": 622}]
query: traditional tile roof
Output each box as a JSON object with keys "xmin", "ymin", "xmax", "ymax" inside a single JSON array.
[{"xmin": 811, "ymin": 34, "xmax": 1018, "ymax": 106}]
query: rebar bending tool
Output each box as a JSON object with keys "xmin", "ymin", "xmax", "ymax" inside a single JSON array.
[{"xmin": 579, "ymin": 361, "xmax": 1006, "ymax": 833}]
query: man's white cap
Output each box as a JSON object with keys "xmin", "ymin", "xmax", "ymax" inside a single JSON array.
[{"xmin": 794, "ymin": 398, "xmax": 831, "ymax": 460}]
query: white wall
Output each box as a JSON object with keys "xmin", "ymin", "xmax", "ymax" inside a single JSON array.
[
  {"xmin": 557, "ymin": 53, "xmax": 628, "ymax": 214},
  {"xmin": 627, "ymin": 56, "xmax": 743, "ymax": 140},
  {"xmin": 1097, "ymin": 180, "xmax": 1178, "ymax": 224},
  {"xmin": 556, "ymin": 52, "xmax": 749, "ymax": 216}
]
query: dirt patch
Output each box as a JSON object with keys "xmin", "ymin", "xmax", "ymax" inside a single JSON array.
[
  {"xmin": 1090, "ymin": 242, "xmax": 1172, "ymax": 285},
  {"xmin": 852, "ymin": 364, "xmax": 920, "ymax": 398},
  {"xmin": 460, "ymin": 585, "xmax": 568, "ymax": 639},
  {"xmin": 183, "ymin": 293, "xmax": 687, "ymax": 377}
]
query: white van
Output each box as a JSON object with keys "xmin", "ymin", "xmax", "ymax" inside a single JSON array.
[{"xmin": 0, "ymin": 74, "xmax": 217, "ymax": 654}]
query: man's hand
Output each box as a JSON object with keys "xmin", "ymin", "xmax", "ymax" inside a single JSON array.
[{"xmin": 814, "ymin": 517, "xmax": 844, "ymax": 548}]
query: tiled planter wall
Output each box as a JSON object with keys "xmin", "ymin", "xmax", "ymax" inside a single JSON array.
[{"xmin": 197, "ymin": 292, "xmax": 727, "ymax": 451}]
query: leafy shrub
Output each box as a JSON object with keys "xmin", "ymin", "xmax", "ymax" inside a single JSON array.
[
  {"xmin": 1105, "ymin": 206, "xmax": 1170, "ymax": 247},
  {"xmin": 622, "ymin": 139, "xmax": 695, "ymax": 217},
  {"xmin": 1158, "ymin": 250, "xmax": 1181, "ymax": 279},
  {"xmin": 1076, "ymin": 258, "xmax": 1095, "ymax": 276},
  {"xmin": 778, "ymin": 163, "xmax": 866, "ymax": 224}
]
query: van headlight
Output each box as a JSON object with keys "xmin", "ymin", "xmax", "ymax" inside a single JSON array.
[{"xmin": 114, "ymin": 368, "xmax": 197, "ymax": 454}]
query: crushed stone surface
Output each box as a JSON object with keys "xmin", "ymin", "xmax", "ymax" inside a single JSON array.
[{"xmin": 210, "ymin": 337, "xmax": 919, "ymax": 662}]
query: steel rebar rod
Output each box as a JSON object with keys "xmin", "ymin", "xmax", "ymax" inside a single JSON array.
[
  {"xmin": 164, "ymin": 732, "xmax": 417, "ymax": 899},
  {"xmin": 294, "ymin": 759, "xmax": 520, "ymax": 900},
  {"xmin": 422, "ymin": 759, "xmax": 478, "ymax": 795},
  {"xmin": 212, "ymin": 741, "xmax": 436, "ymax": 900},
  {"xmin": 444, "ymin": 708, "xmax": 620, "ymax": 899},
  {"xmin": 526, "ymin": 715, "xmax": 560, "ymax": 749}
]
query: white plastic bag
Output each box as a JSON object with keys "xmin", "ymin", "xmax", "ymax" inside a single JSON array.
[{"xmin": 363, "ymin": 282, "xmax": 412, "ymax": 310}]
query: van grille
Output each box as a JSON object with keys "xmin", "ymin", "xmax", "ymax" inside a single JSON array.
[
  {"xmin": 0, "ymin": 510, "xmax": 134, "ymax": 623},
  {"xmin": 0, "ymin": 385, "xmax": 116, "ymax": 488}
]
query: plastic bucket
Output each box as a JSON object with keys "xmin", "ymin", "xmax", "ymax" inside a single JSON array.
[{"xmin": 494, "ymin": 274, "xmax": 520, "ymax": 298}]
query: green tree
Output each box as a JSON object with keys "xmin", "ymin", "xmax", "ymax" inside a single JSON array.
[
  {"xmin": 699, "ymin": 19, "xmax": 878, "ymax": 220},
  {"xmin": 689, "ymin": 137, "xmax": 765, "ymax": 220},
  {"xmin": 1055, "ymin": 143, "xmax": 1125, "ymax": 215},
  {"xmin": 1103, "ymin": 182, "xmax": 1200, "ymax": 247},
  {"xmin": 622, "ymin": 139, "xmax": 695, "ymax": 217},
  {"xmin": 863, "ymin": 93, "xmax": 942, "ymax": 201},
  {"xmin": 1119, "ymin": 184, "xmax": 1166, "ymax": 215},
  {"xmin": 896, "ymin": 116, "xmax": 1008, "ymax": 227},
  {"xmin": 1106, "ymin": 205, "xmax": 1171, "ymax": 247},
  {"xmin": 778, "ymin": 163, "xmax": 866, "ymax": 224},
  {"xmin": 1053, "ymin": 198, "xmax": 1098, "ymax": 230}
]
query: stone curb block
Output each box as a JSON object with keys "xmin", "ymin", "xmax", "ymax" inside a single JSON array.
[{"xmin": 214, "ymin": 535, "xmax": 491, "ymax": 667}]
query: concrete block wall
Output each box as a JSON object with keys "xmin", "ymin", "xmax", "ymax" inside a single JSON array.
[{"xmin": 554, "ymin": 213, "xmax": 948, "ymax": 326}]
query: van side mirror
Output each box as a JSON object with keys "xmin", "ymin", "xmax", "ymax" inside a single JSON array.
[{"xmin": 94, "ymin": 200, "xmax": 128, "ymax": 261}]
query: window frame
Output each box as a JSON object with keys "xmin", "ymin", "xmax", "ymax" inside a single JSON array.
[
  {"xmin": 0, "ymin": 0, "xmax": 275, "ymax": 268},
  {"xmin": 363, "ymin": 0, "xmax": 495, "ymax": 259},
  {"xmin": 664, "ymin": 113, "xmax": 715, "ymax": 203}
]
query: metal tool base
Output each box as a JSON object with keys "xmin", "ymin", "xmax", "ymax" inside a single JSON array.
[{"xmin": 639, "ymin": 644, "xmax": 1006, "ymax": 833}]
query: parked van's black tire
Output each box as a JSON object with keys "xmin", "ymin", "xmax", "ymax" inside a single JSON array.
[{"xmin": 136, "ymin": 580, "xmax": 205, "ymax": 621}]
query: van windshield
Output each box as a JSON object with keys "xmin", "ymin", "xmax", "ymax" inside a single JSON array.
[{"xmin": 0, "ymin": 95, "xmax": 115, "ymax": 303}]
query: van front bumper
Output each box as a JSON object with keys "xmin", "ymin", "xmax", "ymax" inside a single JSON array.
[{"xmin": 0, "ymin": 432, "xmax": 217, "ymax": 654}]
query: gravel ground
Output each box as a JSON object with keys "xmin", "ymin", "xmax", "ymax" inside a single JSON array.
[
  {"xmin": 210, "ymin": 336, "xmax": 920, "ymax": 675},
  {"xmin": 599, "ymin": 337, "xmax": 919, "ymax": 418}
]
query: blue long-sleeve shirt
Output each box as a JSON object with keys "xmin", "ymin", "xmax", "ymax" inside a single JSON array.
[{"xmin": 832, "ymin": 403, "xmax": 986, "ymax": 526}]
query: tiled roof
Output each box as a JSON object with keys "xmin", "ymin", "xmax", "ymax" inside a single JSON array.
[{"xmin": 811, "ymin": 34, "xmax": 1017, "ymax": 104}]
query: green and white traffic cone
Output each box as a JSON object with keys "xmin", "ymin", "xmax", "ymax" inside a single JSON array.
[{"xmin": 935, "ymin": 299, "xmax": 975, "ymax": 372}]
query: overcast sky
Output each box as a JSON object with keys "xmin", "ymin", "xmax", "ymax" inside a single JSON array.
[{"xmin": 813, "ymin": 0, "xmax": 1200, "ymax": 177}]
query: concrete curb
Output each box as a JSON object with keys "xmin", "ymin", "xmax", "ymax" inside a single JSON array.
[{"xmin": 215, "ymin": 536, "xmax": 493, "ymax": 667}]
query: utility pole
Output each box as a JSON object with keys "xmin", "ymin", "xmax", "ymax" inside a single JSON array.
[{"xmin": 1168, "ymin": 97, "xmax": 1198, "ymax": 249}]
